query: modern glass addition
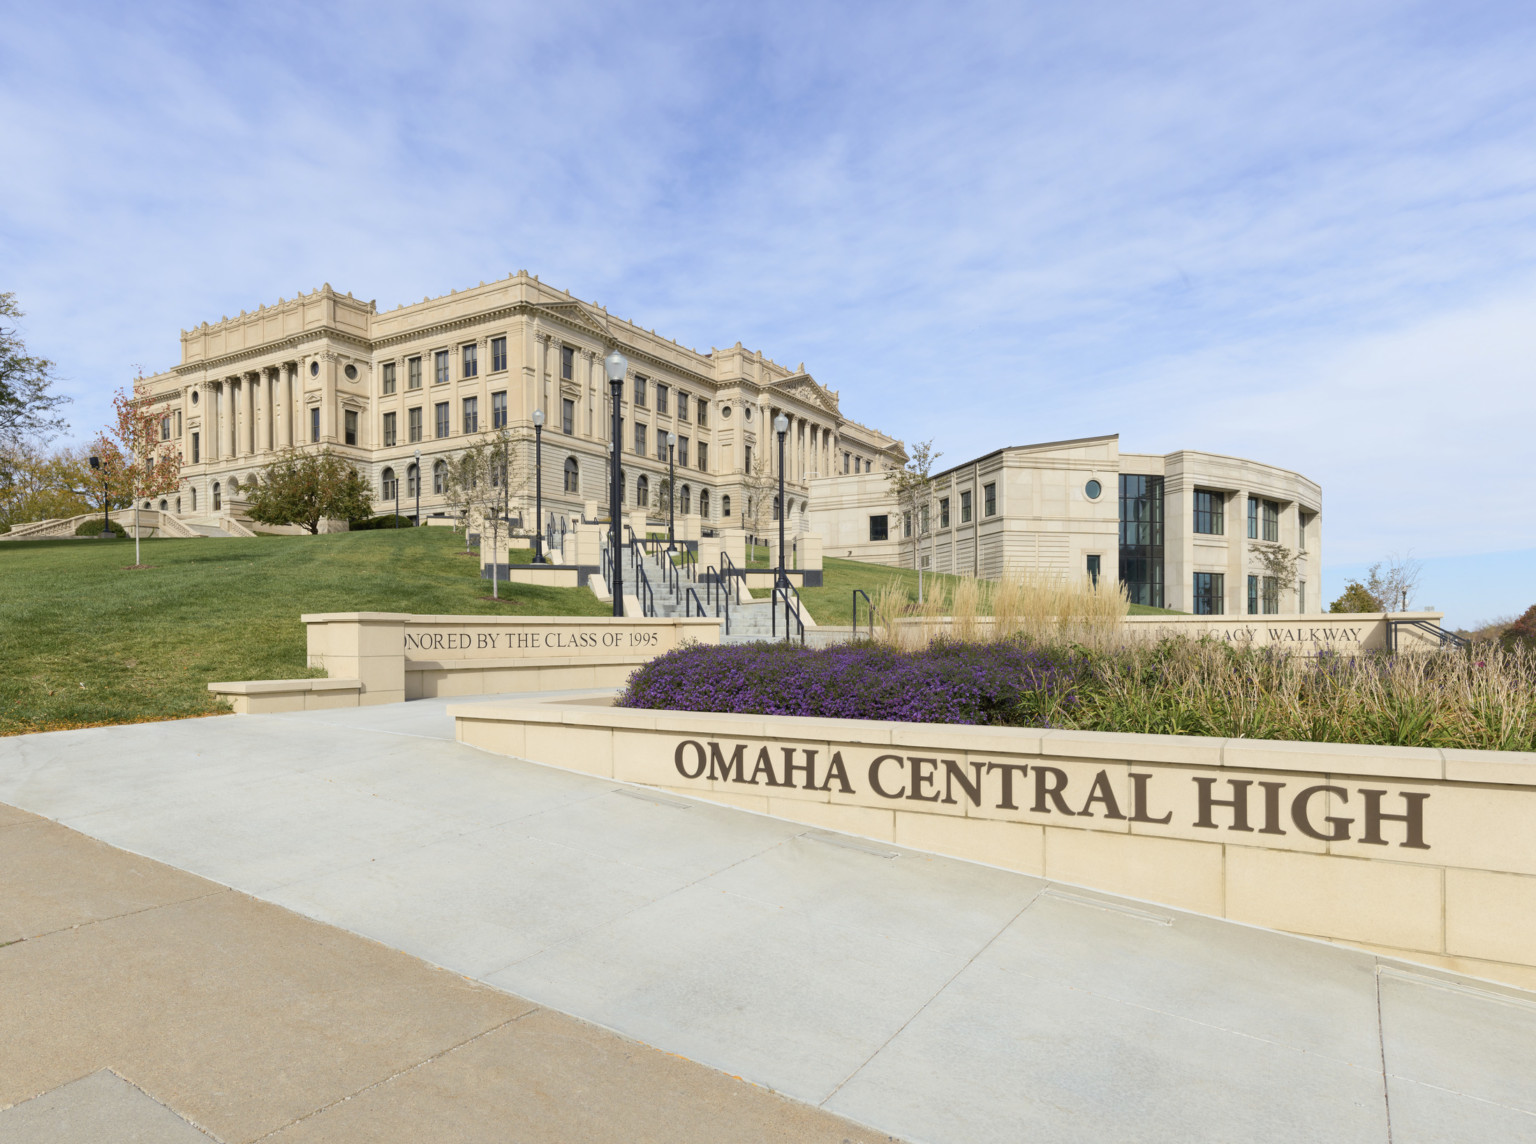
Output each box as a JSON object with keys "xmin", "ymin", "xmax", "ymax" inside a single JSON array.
[
  {"xmin": 1193, "ymin": 572, "xmax": 1225, "ymax": 615},
  {"xmin": 869, "ymin": 515, "xmax": 889, "ymax": 541},
  {"xmin": 1119, "ymin": 474, "xmax": 1164, "ymax": 608},
  {"xmin": 1193, "ymin": 489, "xmax": 1224, "ymax": 535}
]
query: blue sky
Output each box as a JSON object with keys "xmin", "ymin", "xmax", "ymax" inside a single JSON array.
[{"xmin": 3, "ymin": 1, "xmax": 1533, "ymax": 626}]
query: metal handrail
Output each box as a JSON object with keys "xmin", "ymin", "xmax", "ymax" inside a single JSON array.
[
  {"xmin": 702, "ymin": 564, "xmax": 732, "ymax": 635},
  {"xmin": 634, "ymin": 559, "xmax": 656, "ymax": 618},
  {"xmin": 852, "ymin": 588, "xmax": 873, "ymax": 640},
  {"xmin": 1386, "ymin": 618, "xmax": 1470, "ymax": 652},
  {"xmin": 684, "ymin": 587, "xmax": 707, "ymax": 618},
  {"xmin": 772, "ymin": 578, "xmax": 806, "ymax": 644},
  {"xmin": 717, "ymin": 550, "xmax": 744, "ymax": 605}
]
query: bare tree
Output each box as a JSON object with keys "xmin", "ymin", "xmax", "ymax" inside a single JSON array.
[
  {"xmin": 448, "ymin": 428, "xmax": 529, "ymax": 598},
  {"xmin": 740, "ymin": 449, "xmax": 775, "ymax": 543},
  {"xmin": 1366, "ymin": 552, "xmax": 1423, "ymax": 614},
  {"xmin": 885, "ymin": 438, "xmax": 940, "ymax": 602}
]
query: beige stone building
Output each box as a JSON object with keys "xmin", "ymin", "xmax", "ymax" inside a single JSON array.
[
  {"xmin": 808, "ymin": 435, "xmax": 1323, "ymax": 615},
  {"xmin": 130, "ymin": 275, "xmax": 904, "ymax": 536}
]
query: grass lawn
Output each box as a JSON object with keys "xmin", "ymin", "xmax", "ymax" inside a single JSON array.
[{"xmin": 0, "ymin": 528, "xmax": 608, "ymax": 735}]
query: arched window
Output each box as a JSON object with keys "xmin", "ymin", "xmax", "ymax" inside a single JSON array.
[
  {"xmin": 773, "ymin": 494, "xmax": 781, "ymax": 521},
  {"xmin": 190, "ymin": 487, "xmax": 197, "ymax": 511},
  {"xmin": 636, "ymin": 475, "xmax": 649, "ymax": 507},
  {"xmin": 680, "ymin": 485, "xmax": 691, "ymax": 515},
  {"xmin": 382, "ymin": 467, "xmax": 397, "ymax": 500},
  {"xmin": 228, "ymin": 476, "xmax": 240, "ymax": 494},
  {"xmin": 212, "ymin": 482, "xmax": 222, "ymax": 510},
  {"xmin": 433, "ymin": 459, "xmax": 447, "ymax": 495},
  {"xmin": 158, "ymin": 499, "xmax": 167, "ymax": 510},
  {"xmin": 699, "ymin": 490, "xmax": 710, "ymax": 519},
  {"xmin": 406, "ymin": 464, "xmax": 419, "ymax": 497},
  {"xmin": 659, "ymin": 478, "xmax": 671, "ymax": 513},
  {"xmin": 175, "ymin": 497, "xmax": 181, "ymax": 514},
  {"xmin": 721, "ymin": 494, "xmax": 730, "ymax": 518},
  {"xmin": 563, "ymin": 456, "xmax": 579, "ymax": 494}
]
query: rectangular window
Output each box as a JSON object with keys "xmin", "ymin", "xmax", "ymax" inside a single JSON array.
[
  {"xmin": 344, "ymin": 410, "xmax": 358, "ymax": 446},
  {"xmin": 633, "ymin": 376, "xmax": 646, "ymax": 406},
  {"xmin": 408, "ymin": 357, "xmax": 422, "ymax": 390},
  {"xmin": 744, "ymin": 445, "xmax": 752, "ymax": 472},
  {"xmin": 1248, "ymin": 497, "xmax": 1259, "ymax": 539},
  {"xmin": 657, "ymin": 432, "xmax": 668, "ymax": 460},
  {"xmin": 920, "ymin": 505, "xmax": 929, "ymax": 533},
  {"xmin": 1262, "ymin": 499, "xmax": 1280, "ymax": 542},
  {"xmin": 408, "ymin": 407, "xmax": 422, "ymax": 443},
  {"xmin": 1119, "ymin": 474, "xmax": 1165, "ymax": 608},
  {"xmin": 843, "ymin": 452, "xmax": 851, "ymax": 474},
  {"xmin": 697, "ymin": 399, "xmax": 707, "ymax": 426},
  {"xmin": 940, "ymin": 497, "xmax": 950, "ymax": 528},
  {"xmin": 869, "ymin": 515, "xmax": 889, "ymax": 541},
  {"xmin": 696, "ymin": 441, "xmax": 708, "ymax": 471},
  {"xmin": 160, "ymin": 415, "xmax": 171, "ymax": 441},
  {"xmin": 1263, "ymin": 576, "xmax": 1279, "ymax": 614},
  {"xmin": 1298, "ymin": 581, "xmax": 1307, "ymax": 613},
  {"xmin": 1298, "ymin": 512, "xmax": 1308, "ymax": 551},
  {"xmin": 960, "ymin": 490, "xmax": 972, "ymax": 523},
  {"xmin": 983, "ymin": 482, "xmax": 996, "ymax": 517},
  {"xmin": 677, "ymin": 392, "xmax": 689, "ymax": 421},
  {"xmin": 1193, "ymin": 572, "xmax": 1225, "ymax": 615},
  {"xmin": 435, "ymin": 402, "xmax": 450, "ymax": 438},
  {"xmin": 462, "ymin": 344, "xmax": 478, "ymax": 379},
  {"xmin": 382, "ymin": 363, "xmax": 397, "ymax": 395},
  {"xmin": 310, "ymin": 407, "xmax": 320, "ymax": 443},
  {"xmin": 679, "ymin": 436, "xmax": 690, "ymax": 466},
  {"xmin": 633, "ymin": 422, "xmax": 646, "ymax": 455},
  {"xmin": 903, "ymin": 511, "xmax": 912, "ymax": 539},
  {"xmin": 191, "ymin": 432, "xmax": 199, "ymax": 463},
  {"xmin": 656, "ymin": 384, "xmax": 669, "ymax": 415},
  {"xmin": 1086, "ymin": 554, "xmax": 1100, "ymax": 586},
  {"xmin": 562, "ymin": 397, "xmax": 574, "ymax": 434},
  {"xmin": 383, "ymin": 412, "xmax": 397, "ymax": 447},
  {"xmin": 1193, "ymin": 490, "xmax": 1224, "ymax": 535},
  {"xmin": 1248, "ymin": 574, "xmax": 1259, "ymax": 615},
  {"xmin": 492, "ymin": 391, "xmax": 507, "ymax": 429},
  {"xmin": 434, "ymin": 350, "xmax": 450, "ymax": 384},
  {"xmin": 462, "ymin": 396, "xmax": 478, "ymax": 434},
  {"xmin": 176, "ymin": 410, "xmax": 182, "ymax": 437},
  {"xmin": 560, "ymin": 345, "xmax": 574, "ymax": 380},
  {"xmin": 491, "ymin": 337, "xmax": 507, "ymax": 372}
]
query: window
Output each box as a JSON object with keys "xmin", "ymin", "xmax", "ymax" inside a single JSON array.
[
  {"xmin": 491, "ymin": 337, "xmax": 507, "ymax": 372},
  {"xmin": 1119, "ymin": 474, "xmax": 1165, "ymax": 608},
  {"xmin": 855, "ymin": 457, "xmax": 862, "ymax": 473},
  {"xmin": 637, "ymin": 475, "xmax": 649, "ymax": 507},
  {"xmin": 435, "ymin": 402, "xmax": 450, "ymax": 438},
  {"xmin": 433, "ymin": 459, "xmax": 447, "ymax": 495},
  {"xmin": 678, "ymin": 436, "xmax": 690, "ymax": 466},
  {"xmin": 564, "ymin": 456, "xmax": 579, "ymax": 493},
  {"xmin": 983, "ymin": 483, "xmax": 996, "ymax": 516},
  {"xmin": 1193, "ymin": 572, "xmax": 1225, "ymax": 615},
  {"xmin": 382, "ymin": 412, "xmax": 397, "ymax": 446},
  {"xmin": 843, "ymin": 452, "xmax": 851, "ymax": 474},
  {"xmin": 344, "ymin": 410, "xmax": 358, "ymax": 446},
  {"xmin": 700, "ymin": 490, "xmax": 710, "ymax": 518},
  {"xmin": 744, "ymin": 445, "xmax": 752, "ymax": 472},
  {"xmin": 696, "ymin": 442, "xmax": 708, "ymax": 471},
  {"xmin": 462, "ymin": 397, "xmax": 478, "ymax": 434},
  {"xmin": 407, "ymin": 464, "xmax": 419, "ymax": 498},
  {"xmin": 656, "ymin": 384, "xmax": 669, "ymax": 415},
  {"xmin": 176, "ymin": 411, "xmax": 182, "ymax": 437},
  {"xmin": 408, "ymin": 407, "xmax": 423, "ymax": 443},
  {"xmin": 657, "ymin": 432, "xmax": 668, "ymax": 460},
  {"xmin": 310, "ymin": 407, "xmax": 320, "ymax": 443},
  {"xmin": 1247, "ymin": 497, "xmax": 1258, "ymax": 539},
  {"xmin": 213, "ymin": 481, "xmax": 221, "ymax": 510},
  {"xmin": 939, "ymin": 497, "xmax": 950, "ymax": 528},
  {"xmin": 191, "ymin": 432, "xmax": 200, "ymax": 463},
  {"xmin": 680, "ymin": 485, "xmax": 691, "ymax": 514},
  {"xmin": 920, "ymin": 505, "xmax": 929, "ymax": 533},
  {"xmin": 677, "ymin": 392, "xmax": 689, "ymax": 421},
  {"xmin": 1262, "ymin": 499, "xmax": 1279, "ymax": 542},
  {"xmin": 434, "ymin": 350, "xmax": 449, "ymax": 384},
  {"xmin": 1299, "ymin": 581, "xmax": 1307, "ymax": 613},
  {"xmin": 160, "ymin": 414, "xmax": 171, "ymax": 441},
  {"xmin": 492, "ymin": 391, "xmax": 507, "ymax": 429},
  {"xmin": 1298, "ymin": 512, "xmax": 1308, "ymax": 551},
  {"xmin": 189, "ymin": 488, "xmax": 195, "ymax": 510},
  {"xmin": 722, "ymin": 494, "xmax": 732, "ymax": 517},
  {"xmin": 562, "ymin": 397, "xmax": 574, "ymax": 434},
  {"xmin": 633, "ymin": 422, "xmax": 646, "ymax": 454},
  {"xmin": 697, "ymin": 399, "xmax": 708, "ymax": 426},
  {"xmin": 633, "ymin": 376, "xmax": 647, "ymax": 406},
  {"xmin": 1193, "ymin": 490, "xmax": 1224, "ymax": 535},
  {"xmin": 408, "ymin": 357, "xmax": 422, "ymax": 390},
  {"xmin": 1263, "ymin": 576, "xmax": 1280, "ymax": 614},
  {"xmin": 903, "ymin": 511, "xmax": 912, "ymax": 538},
  {"xmin": 1086, "ymin": 554, "xmax": 1100, "ymax": 586},
  {"xmin": 462, "ymin": 344, "xmax": 478, "ymax": 378},
  {"xmin": 561, "ymin": 345, "xmax": 574, "ymax": 380},
  {"xmin": 382, "ymin": 363, "xmax": 397, "ymax": 394},
  {"xmin": 382, "ymin": 467, "xmax": 397, "ymax": 499},
  {"xmin": 1248, "ymin": 575, "xmax": 1259, "ymax": 615},
  {"xmin": 960, "ymin": 490, "xmax": 972, "ymax": 523},
  {"xmin": 869, "ymin": 515, "xmax": 889, "ymax": 541}
]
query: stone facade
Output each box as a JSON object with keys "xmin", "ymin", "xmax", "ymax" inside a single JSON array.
[
  {"xmin": 808, "ymin": 434, "xmax": 1323, "ymax": 615},
  {"xmin": 130, "ymin": 276, "xmax": 904, "ymax": 533}
]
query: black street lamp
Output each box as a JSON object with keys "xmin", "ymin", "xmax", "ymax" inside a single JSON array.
[
  {"xmin": 413, "ymin": 448, "xmax": 421, "ymax": 525},
  {"xmin": 774, "ymin": 412, "xmax": 789, "ymax": 640},
  {"xmin": 394, "ymin": 468, "xmax": 400, "ymax": 527},
  {"xmin": 604, "ymin": 349, "xmax": 628, "ymax": 617},
  {"xmin": 88, "ymin": 455, "xmax": 112, "ymax": 538},
  {"xmin": 532, "ymin": 408, "xmax": 546, "ymax": 564},
  {"xmin": 666, "ymin": 431, "xmax": 676, "ymax": 553}
]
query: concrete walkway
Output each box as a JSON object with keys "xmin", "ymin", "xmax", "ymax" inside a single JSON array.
[{"xmin": 3, "ymin": 696, "xmax": 1536, "ymax": 1143}]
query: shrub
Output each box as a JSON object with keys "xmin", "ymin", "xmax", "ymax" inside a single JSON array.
[
  {"xmin": 75, "ymin": 518, "xmax": 125, "ymax": 538},
  {"xmin": 350, "ymin": 514, "xmax": 416, "ymax": 531},
  {"xmin": 1500, "ymin": 605, "xmax": 1536, "ymax": 652},
  {"xmin": 1330, "ymin": 582, "xmax": 1382, "ymax": 613}
]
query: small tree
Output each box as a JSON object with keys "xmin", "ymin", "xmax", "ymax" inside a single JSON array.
[
  {"xmin": 1500, "ymin": 604, "xmax": 1536, "ymax": 652},
  {"xmin": 1366, "ymin": 553, "xmax": 1422, "ymax": 613},
  {"xmin": 1330, "ymin": 581, "xmax": 1384, "ymax": 613},
  {"xmin": 0, "ymin": 293, "xmax": 69, "ymax": 455},
  {"xmin": 0, "ymin": 441, "xmax": 92, "ymax": 532},
  {"xmin": 886, "ymin": 439, "xmax": 940, "ymax": 602},
  {"xmin": 101, "ymin": 387, "xmax": 182, "ymax": 566},
  {"xmin": 246, "ymin": 448, "xmax": 372, "ymax": 534},
  {"xmin": 447, "ymin": 428, "xmax": 527, "ymax": 597},
  {"xmin": 740, "ymin": 450, "xmax": 775, "ymax": 543}
]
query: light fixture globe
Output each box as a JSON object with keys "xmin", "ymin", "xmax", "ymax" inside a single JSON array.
[
  {"xmin": 774, "ymin": 413, "xmax": 788, "ymax": 434},
  {"xmin": 667, "ymin": 431, "xmax": 676, "ymax": 446},
  {"xmin": 603, "ymin": 350, "xmax": 628, "ymax": 382},
  {"xmin": 532, "ymin": 408, "xmax": 545, "ymax": 427}
]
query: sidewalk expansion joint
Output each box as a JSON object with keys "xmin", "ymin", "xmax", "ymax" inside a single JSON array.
[{"xmin": 16, "ymin": 888, "xmax": 228, "ymax": 946}]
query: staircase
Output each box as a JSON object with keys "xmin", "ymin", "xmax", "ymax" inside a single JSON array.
[{"xmin": 629, "ymin": 547, "xmax": 791, "ymax": 643}]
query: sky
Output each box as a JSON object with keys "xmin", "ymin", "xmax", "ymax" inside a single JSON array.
[{"xmin": 2, "ymin": 0, "xmax": 1533, "ymax": 626}]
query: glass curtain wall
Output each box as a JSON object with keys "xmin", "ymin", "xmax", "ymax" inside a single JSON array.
[{"xmin": 1119, "ymin": 475, "xmax": 1164, "ymax": 608}]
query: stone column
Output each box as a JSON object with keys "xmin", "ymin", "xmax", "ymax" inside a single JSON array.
[
  {"xmin": 276, "ymin": 365, "xmax": 289, "ymax": 450},
  {"xmin": 320, "ymin": 353, "xmax": 337, "ymax": 443},
  {"xmin": 224, "ymin": 380, "xmax": 237, "ymax": 460},
  {"xmin": 249, "ymin": 371, "xmax": 261, "ymax": 454}
]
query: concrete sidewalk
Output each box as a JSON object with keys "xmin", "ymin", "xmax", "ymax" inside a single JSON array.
[{"xmin": 4, "ymin": 696, "xmax": 1536, "ymax": 1143}]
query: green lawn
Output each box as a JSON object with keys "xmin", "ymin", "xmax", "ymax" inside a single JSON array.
[{"xmin": 0, "ymin": 529, "xmax": 607, "ymax": 735}]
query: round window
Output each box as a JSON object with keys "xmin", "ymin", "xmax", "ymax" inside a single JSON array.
[
  {"xmin": 191, "ymin": 390, "xmax": 199, "ymax": 404},
  {"xmin": 344, "ymin": 364, "xmax": 358, "ymax": 380},
  {"xmin": 720, "ymin": 405, "xmax": 732, "ymax": 419},
  {"xmin": 310, "ymin": 361, "xmax": 319, "ymax": 377},
  {"xmin": 1085, "ymin": 479, "xmax": 1102, "ymax": 500},
  {"xmin": 745, "ymin": 406, "xmax": 753, "ymax": 421}
]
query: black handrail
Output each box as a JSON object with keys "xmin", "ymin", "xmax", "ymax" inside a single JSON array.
[
  {"xmin": 702, "ymin": 563, "xmax": 732, "ymax": 634},
  {"xmin": 684, "ymin": 586, "xmax": 707, "ymax": 618},
  {"xmin": 772, "ymin": 579, "xmax": 806, "ymax": 644},
  {"xmin": 634, "ymin": 559, "xmax": 656, "ymax": 618},
  {"xmin": 1386, "ymin": 618, "xmax": 1470, "ymax": 652},
  {"xmin": 852, "ymin": 588, "xmax": 872, "ymax": 640}
]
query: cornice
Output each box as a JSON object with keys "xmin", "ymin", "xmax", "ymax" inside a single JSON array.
[{"xmin": 174, "ymin": 327, "xmax": 369, "ymax": 377}]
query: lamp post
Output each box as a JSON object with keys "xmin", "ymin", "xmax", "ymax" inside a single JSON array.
[
  {"xmin": 413, "ymin": 448, "xmax": 421, "ymax": 525},
  {"xmin": 532, "ymin": 408, "xmax": 546, "ymax": 564},
  {"xmin": 666, "ymin": 431, "xmax": 676, "ymax": 553},
  {"xmin": 774, "ymin": 412, "xmax": 789, "ymax": 640},
  {"xmin": 394, "ymin": 468, "xmax": 400, "ymax": 527},
  {"xmin": 604, "ymin": 349, "xmax": 628, "ymax": 617},
  {"xmin": 89, "ymin": 455, "xmax": 112, "ymax": 538}
]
